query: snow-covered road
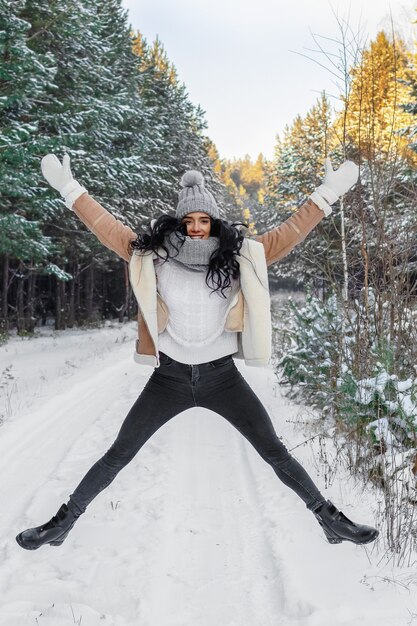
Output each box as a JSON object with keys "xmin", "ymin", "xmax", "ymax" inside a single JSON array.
[{"xmin": 0, "ymin": 322, "xmax": 416, "ymax": 626}]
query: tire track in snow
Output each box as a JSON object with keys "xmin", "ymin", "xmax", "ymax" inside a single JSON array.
[
  {"xmin": 139, "ymin": 407, "xmax": 287, "ymax": 626},
  {"xmin": 0, "ymin": 353, "xmax": 144, "ymax": 537}
]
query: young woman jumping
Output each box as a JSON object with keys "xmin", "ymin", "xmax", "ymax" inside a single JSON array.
[{"xmin": 16, "ymin": 154, "xmax": 378, "ymax": 550}]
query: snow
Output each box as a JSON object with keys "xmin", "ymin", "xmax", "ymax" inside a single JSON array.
[
  {"xmin": 366, "ymin": 417, "xmax": 402, "ymax": 448},
  {"xmin": 1, "ymin": 321, "xmax": 417, "ymax": 626}
]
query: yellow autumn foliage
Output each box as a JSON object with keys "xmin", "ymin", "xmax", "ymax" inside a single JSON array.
[{"xmin": 339, "ymin": 31, "xmax": 416, "ymax": 163}]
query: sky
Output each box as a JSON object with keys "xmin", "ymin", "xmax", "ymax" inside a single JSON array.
[{"xmin": 121, "ymin": 0, "xmax": 417, "ymax": 162}]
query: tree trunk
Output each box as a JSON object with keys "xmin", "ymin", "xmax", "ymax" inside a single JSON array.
[
  {"xmin": 55, "ymin": 276, "xmax": 61, "ymax": 330},
  {"xmin": 17, "ymin": 262, "xmax": 25, "ymax": 333},
  {"xmin": 68, "ymin": 266, "xmax": 76, "ymax": 328},
  {"xmin": 60, "ymin": 279, "xmax": 67, "ymax": 329},
  {"xmin": 102, "ymin": 268, "xmax": 109, "ymax": 319},
  {"xmin": 117, "ymin": 263, "xmax": 129, "ymax": 323},
  {"xmin": 76, "ymin": 264, "xmax": 81, "ymax": 324},
  {"xmin": 86, "ymin": 261, "xmax": 94, "ymax": 321},
  {"xmin": 1, "ymin": 253, "xmax": 9, "ymax": 333},
  {"xmin": 26, "ymin": 267, "xmax": 37, "ymax": 332},
  {"xmin": 124, "ymin": 262, "xmax": 131, "ymax": 320}
]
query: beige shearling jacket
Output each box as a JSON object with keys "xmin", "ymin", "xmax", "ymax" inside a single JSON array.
[{"xmin": 72, "ymin": 193, "xmax": 325, "ymax": 368}]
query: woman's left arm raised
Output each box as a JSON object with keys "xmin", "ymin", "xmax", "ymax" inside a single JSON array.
[{"xmin": 255, "ymin": 159, "xmax": 359, "ymax": 267}]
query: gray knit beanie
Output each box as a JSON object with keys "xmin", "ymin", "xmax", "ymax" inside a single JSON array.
[{"xmin": 175, "ymin": 170, "xmax": 220, "ymax": 220}]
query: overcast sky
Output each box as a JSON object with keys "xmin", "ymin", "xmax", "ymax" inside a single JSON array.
[{"xmin": 121, "ymin": 0, "xmax": 416, "ymax": 161}]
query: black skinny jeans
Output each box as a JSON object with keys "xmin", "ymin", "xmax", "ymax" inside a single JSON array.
[{"xmin": 68, "ymin": 352, "xmax": 326, "ymax": 516}]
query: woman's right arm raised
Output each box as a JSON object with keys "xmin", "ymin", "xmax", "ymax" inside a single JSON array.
[{"xmin": 41, "ymin": 154, "xmax": 138, "ymax": 263}]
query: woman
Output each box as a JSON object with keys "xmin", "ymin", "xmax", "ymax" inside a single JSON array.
[{"xmin": 16, "ymin": 154, "xmax": 378, "ymax": 550}]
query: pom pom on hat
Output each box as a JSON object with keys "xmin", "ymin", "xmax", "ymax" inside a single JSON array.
[
  {"xmin": 180, "ymin": 170, "xmax": 204, "ymax": 188},
  {"xmin": 176, "ymin": 169, "xmax": 219, "ymax": 219}
]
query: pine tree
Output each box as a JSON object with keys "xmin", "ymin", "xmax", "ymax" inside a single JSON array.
[
  {"xmin": 131, "ymin": 32, "xmax": 225, "ymax": 216},
  {"xmin": 18, "ymin": 0, "xmax": 154, "ymax": 222},
  {"xmin": 0, "ymin": 0, "xmax": 57, "ymax": 262},
  {"xmin": 215, "ymin": 154, "xmax": 267, "ymax": 231},
  {"xmin": 265, "ymin": 93, "xmax": 334, "ymax": 215},
  {"xmin": 399, "ymin": 22, "xmax": 417, "ymax": 163},
  {"xmin": 0, "ymin": 0, "xmax": 62, "ymax": 331},
  {"xmin": 341, "ymin": 31, "xmax": 415, "ymax": 164},
  {"xmin": 257, "ymin": 94, "xmax": 335, "ymax": 288}
]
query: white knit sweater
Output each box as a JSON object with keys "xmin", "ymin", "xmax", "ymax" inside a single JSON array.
[{"xmin": 154, "ymin": 258, "xmax": 239, "ymax": 364}]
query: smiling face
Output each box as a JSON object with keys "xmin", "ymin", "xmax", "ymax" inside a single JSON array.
[{"xmin": 181, "ymin": 212, "xmax": 212, "ymax": 239}]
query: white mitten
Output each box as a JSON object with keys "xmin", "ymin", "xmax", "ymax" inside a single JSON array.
[
  {"xmin": 310, "ymin": 158, "xmax": 359, "ymax": 217},
  {"xmin": 41, "ymin": 153, "xmax": 87, "ymax": 210}
]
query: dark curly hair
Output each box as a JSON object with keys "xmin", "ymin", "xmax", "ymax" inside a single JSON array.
[{"xmin": 129, "ymin": 214, "xmax": 249, "ymax": 298}]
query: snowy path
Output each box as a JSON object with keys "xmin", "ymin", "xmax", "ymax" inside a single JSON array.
[{"xmin": 0, "ymin": 322, "xmax": 416, "ymax": 626}]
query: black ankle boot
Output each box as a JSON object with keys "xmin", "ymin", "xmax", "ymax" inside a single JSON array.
[
  {"xmin": 16, "ymin": 503, "xmax": 81, "ymax": 550},
  {"xmin": 311, "ymin": 500, "xmax": 379, "ymax": 545}
]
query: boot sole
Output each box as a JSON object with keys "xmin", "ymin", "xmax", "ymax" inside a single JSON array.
[
  {"xmin": 323, "ymin": 527, "xmax": 379, "ymax": 545},
  {"xmin": 326, "ymin": 536, "xmax": 343, "ymax": 544}
]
